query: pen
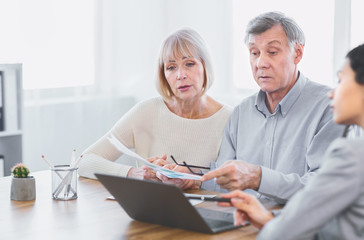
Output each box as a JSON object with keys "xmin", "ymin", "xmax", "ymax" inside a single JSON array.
[
  {"xmin": 65, "ymin": 154, "xmax": 84, "ymax": 198},
  {"xmin": 187, "ymin": 196, "xmax": 231, "ymax": 203},
  {"xmin": 65, "ymin": 149, "xmax": 77, "ymax": 198},
  {"xmin": 70, "ymin": 149, "xmax": 76, "ymax": 166},
  {"xmin": 41, "ymin": 155, "xmax": 54, "ymax": 169},
  {"xmin": 42, "ymin": 155, "xmax": 69, "ymax": 184}
]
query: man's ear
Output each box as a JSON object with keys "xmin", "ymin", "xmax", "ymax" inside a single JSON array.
[{"xmin": 294, "ymin": 43, "xmax": 304, "ymax": 64}]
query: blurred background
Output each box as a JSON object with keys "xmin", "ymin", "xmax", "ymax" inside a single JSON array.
[{"xmin": 0, "ymin": 0, "xmax": 362, "ymax": 175}]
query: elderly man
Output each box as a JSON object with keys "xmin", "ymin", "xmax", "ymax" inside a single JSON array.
[{"xmin": 201, "ymin": 12, "xmax": 345, "ymax": 203}]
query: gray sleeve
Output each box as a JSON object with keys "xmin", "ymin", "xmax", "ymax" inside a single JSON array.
[
  {"xmin": 258, "ymin": 139, "xmax": 361, "ymax": 240},
  {"xmin": 201, "ymin": 110, "xmax": 238, "ymax": 191},
  {"xmin": 258, "ymin": 106, "xmax": 345, "ymax": 203},
  {"xmin": 216, "ymin": 109, "xmax": 238, "ymax": 165}
]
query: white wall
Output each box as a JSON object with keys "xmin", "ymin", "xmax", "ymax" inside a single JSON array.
[
  {"xmin": 163, "ymin": 0, "xmax": 235, "ymax": 104},
  {"xmin": 23, "ymin": 96, "xmax": 136, "ymax": 171},
  {"xmin": 96, "ymin": 0, "xmax": 236, "ymax": 105}
]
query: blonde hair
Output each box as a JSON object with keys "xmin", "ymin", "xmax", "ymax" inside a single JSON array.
[{"xmin": 155, "ymin": 28, "xmax": 214, "ymax": 100}]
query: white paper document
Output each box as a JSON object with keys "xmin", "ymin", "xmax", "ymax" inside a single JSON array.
[{"xmin": 107, "ymin": 135, "xmax": 202, "ymax": 180}]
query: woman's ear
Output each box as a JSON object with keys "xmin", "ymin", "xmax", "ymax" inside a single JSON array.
[{"xmin": 294, "ymin": 43, "xmax": 304, "ymax": 65}]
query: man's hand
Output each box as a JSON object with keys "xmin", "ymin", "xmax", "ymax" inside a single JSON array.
[
  {"xmin": 217, "ymin": 190, "xmax": 273, "ymax": 229},
  {"xmin": 157, "ymin": 164, "xmax": 202, "ymax": 190},
  {"xmin": 200, "ymin": 160, "xmax": 262, "ymax": 191}
]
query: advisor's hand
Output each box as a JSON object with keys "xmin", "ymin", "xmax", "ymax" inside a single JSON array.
[{"xmin": 218, "ymin": 190, "xmax": 273, "ymax": 229}]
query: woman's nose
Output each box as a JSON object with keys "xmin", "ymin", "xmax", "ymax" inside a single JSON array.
[{"xmin": 177, "ymin": 69, "xmax": 187, "ymax": 80}]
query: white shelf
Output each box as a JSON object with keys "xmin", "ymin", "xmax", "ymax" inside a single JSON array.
[
  {"xmin": 0, "ymin": 64, "xmax": 22, "ymax": 176},
  {"xmin": 0, "ymin": 130, "xmax": 22, "ymax": 137}
]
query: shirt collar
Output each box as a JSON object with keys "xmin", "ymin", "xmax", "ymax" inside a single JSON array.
[
  {"xmin": 255, "ymin": 90, "xmax": 269, "ymax": 118},
  {"xmin": 255, "ymin": 72, "xmax": 307, "ymax": 118}
]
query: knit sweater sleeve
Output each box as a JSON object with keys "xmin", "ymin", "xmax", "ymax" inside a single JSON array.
[{"xmin": 78, "ymin": 99, "xmax": 146, "ymax": 179}]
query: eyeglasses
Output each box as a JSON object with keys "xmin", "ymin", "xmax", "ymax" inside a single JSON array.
[{"xmin": 170, "ymin": 155, "xmax": 210, "ymax": 176}]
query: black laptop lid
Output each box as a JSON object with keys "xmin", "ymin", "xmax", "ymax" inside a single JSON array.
[{"xmin": 96, "ymin": 173, "xmax": 216, "ymax": 233}]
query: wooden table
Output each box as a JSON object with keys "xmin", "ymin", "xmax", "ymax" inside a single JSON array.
[{"xmin": 0, "ymin": 171, "xmax": 264, "ymax": 239}]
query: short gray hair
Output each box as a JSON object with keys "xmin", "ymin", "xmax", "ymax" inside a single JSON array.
[
  {"xmin": 244, "ymin": 12, "xmax": 305, "ymax": 48},
  {"xmin": 155, "ymin": 28, "xmax": 214, "ymax": 100}
]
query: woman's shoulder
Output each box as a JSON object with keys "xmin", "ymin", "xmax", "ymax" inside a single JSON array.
[
  {"xmin": 133, "ymin": 96, "xmax": 163, "ymax": 107},
  {"xmin": 128, "ymin": 97, "xmax": 165, "ymax": 113},
  {"xmin": 329, "ymin": 137, "xmax": 364, "ymax": 153},
  {"xmin": 221, "ymin": 103, "xmax": 234, "ymax": 113},
  {"xmin": 324, "ymin": 137, "xmax": 364, "ymax": 168},
  {"xmin": 205, "ymin": 96, "xmax": 232, "ymax": 116},
  {"xmin": 216, "ymin": 104, "xmax": 233, "ymax": 119},
  {"xmin": 112, "ymin": 97, "xmax": 166, "ymax": 129}
]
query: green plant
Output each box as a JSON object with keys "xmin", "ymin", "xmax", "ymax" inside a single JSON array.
[{"xmin": 11, "ymin": 163, "xmax": 30, "ymax": 178}]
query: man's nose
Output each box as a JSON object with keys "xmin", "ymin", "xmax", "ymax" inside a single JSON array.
[{"xmin": 256, "ymin": 53, "xmax": 269, "ymax": 68}]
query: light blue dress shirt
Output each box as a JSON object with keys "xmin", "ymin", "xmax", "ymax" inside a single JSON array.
[{"xmin": 204, "ymin": 72, "xmax": 345, "ymax": 203}]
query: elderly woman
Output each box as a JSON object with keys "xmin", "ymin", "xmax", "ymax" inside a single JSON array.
[
  {"xmin": 78, "ymin": 28, "xmax": 232, "ymax": 186},
  {"xmin": 219, "ymin": 44, "xmax": 364, "ymax": 240}
]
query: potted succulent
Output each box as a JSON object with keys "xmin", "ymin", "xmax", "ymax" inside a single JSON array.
[{"xmin": 10, "ymin": 163, "xmax": 36, "ymax": 201}]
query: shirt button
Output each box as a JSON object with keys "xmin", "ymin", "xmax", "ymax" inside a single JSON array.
[{"xmin": 266, "ymin": 141, "xmax": 270, "ymax": 145}]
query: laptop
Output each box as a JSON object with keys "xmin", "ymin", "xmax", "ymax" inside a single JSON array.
[{"xmin": 95, "ymin": 173, "xmax": 241, "ymax": 234}]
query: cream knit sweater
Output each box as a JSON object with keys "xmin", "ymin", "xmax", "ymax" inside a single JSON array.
[{"xmin": 78, "ymin": 97, "xmax": 232, "ymax": 179}]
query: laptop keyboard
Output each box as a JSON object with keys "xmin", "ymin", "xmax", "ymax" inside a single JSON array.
[
  {"xmin": 204, "ymin": 218, "xmax": 234, "ymax": 229},
  {"xmin": 196, "ymin": 207, "xmax": 235, "ymax": 231}
]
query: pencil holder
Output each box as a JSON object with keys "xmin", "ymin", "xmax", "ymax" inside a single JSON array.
[{"xmin": 51, "ymin": 165, "xmax": 78, "ymax": 200}]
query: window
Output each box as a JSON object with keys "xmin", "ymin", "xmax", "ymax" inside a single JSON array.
[
  {"xmin": 0, "ymin": 0, "xmax": 95, "ymax": 90},
  {"xmin": 232, "ymin": 0, "xmax": 335, "ymax": 90},
  {"xmin": 351, "ymin": 0, "xmax": 364, "ymax": 48}
]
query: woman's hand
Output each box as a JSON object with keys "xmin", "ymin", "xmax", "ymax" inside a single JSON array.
[
  {"xmin": 127, "ymin": 166, "xmax": 161, "ymax": 182},
  {"xmin": 218, "ymin": 190, "xmax": 274, "ymax": 229},
  {"xmin": 127, "ymin": 155, "xmax": 168, "ymax": 181},
  {"xmin": 147, "ymin": 154, "xmax": 169, "ymax": 166},
  {"xmin": 157, "ymin": 164, "xmax": 202, "ymax": 190},
  {"xmin": 126, "ymin": 167, "xmax": 145, "ymax": 179},
  {"xmin": 142, "ymin": 155, "xmax": 168, "ymax": 181}
]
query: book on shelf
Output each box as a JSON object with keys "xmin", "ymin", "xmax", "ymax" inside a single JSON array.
[
  {"xmin": 2, "ymin": 68, "xmax": 19, "ymax": 133},
  {"xmin": 0, "ymin": 72, "xmax": 4, "ymax": 131},
  {"xmin": 0, "ymin": 155, "xmax": 4, "ymax": 177}
]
